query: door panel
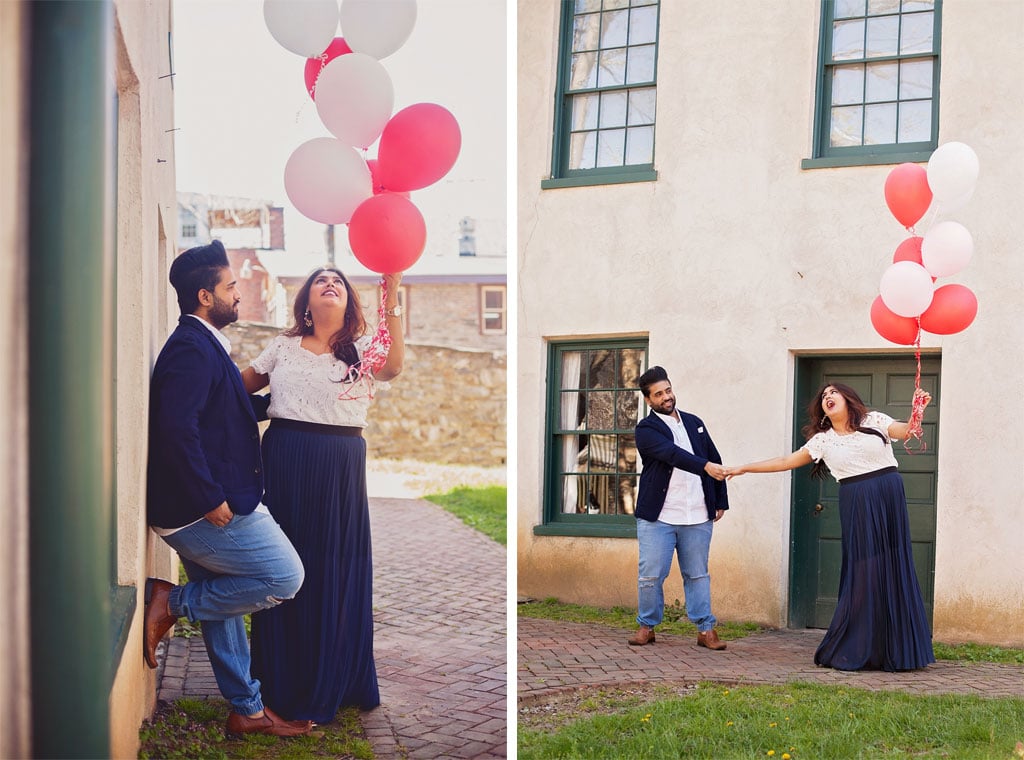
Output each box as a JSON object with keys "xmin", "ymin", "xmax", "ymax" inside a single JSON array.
[{"xmin": 789, "ymin": 356, "xmax": 940, "ymax": 629}]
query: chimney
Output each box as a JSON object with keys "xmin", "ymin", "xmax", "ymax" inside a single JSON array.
[{"xmin": 269, "ymin": 207, "xmax": 285, "ymax": 249}]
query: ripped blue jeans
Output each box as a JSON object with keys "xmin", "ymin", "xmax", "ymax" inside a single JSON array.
[
  {"xmin": 636, "ymin": 518, "xmax": 716, "ymax": 632},
  {"xmin": 161, "ymin": 510, "xmax": 304, "ymax": 715}
]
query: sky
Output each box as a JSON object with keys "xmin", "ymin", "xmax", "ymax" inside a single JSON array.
[{"xmin": 172, "ymin": 0, "xmax": 507, "ymax": 277}]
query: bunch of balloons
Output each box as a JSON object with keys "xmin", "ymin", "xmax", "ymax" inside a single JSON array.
[
  {"xmin": 872, "ymin": 142, "xmax": 980, "ymax": 344},
  {"xmin": 263, "ymin": 0, "xmax": 461, "ymax": 273}
]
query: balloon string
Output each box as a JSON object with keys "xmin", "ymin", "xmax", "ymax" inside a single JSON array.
[
  {"xmin": 904, "ymin": 319, "xmax": 927, "ymax": 454},
  {"xmin": 337, "ymin": 277, "xmax": 392, "ymax": 401},
  {"xmin": 310, "ymin": 53, "xmax": 328, "ymax": 100}
]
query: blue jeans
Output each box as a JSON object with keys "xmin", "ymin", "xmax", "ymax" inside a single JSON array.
[
  {"xmin": 161, "ymin": 510, "xmax": 304, "ymax": 715},
  {"xmin": 636, "ymin": 518, "xmax": 717, "ymax": 631}
]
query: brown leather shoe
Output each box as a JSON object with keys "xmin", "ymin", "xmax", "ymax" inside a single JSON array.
[
  {"xmin": 627, "ymin": 625, "xmax": 656, "ymax": 646},
  {"xmin": 697, "ymin": 628, "xmax": 727, "ymax": 651},
  {"xmin": 226, "ymin": 707, "xmax": 313, "ymax": 737},
  {"xmin": 143, "ymin": 578, "xmax": 178, "ymax": 668}
]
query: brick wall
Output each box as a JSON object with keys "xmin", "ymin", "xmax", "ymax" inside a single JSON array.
[{"xmin": 225, "ymin": 321, "xmax": 506, "ymax": 466}]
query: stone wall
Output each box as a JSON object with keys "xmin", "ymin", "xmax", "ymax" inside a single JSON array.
[{"xmin": 225, "ymin": 322, "xmax": 506, "ymax": 466}]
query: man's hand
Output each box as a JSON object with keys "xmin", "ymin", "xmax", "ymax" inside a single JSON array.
[
  {"xmin": 714, "ymin": 509, "xmax": 726, "ymax": 522},
  {"xmin": 704, "ymin": 462, "xmax": 727, "ymax": 481},
  {"xmin": 204, "ymin": 501, "xmax": 233, "ymax": 527}
]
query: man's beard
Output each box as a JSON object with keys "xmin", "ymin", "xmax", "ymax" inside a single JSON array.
[{"xmin": 208, "ymin": 297, "xmax": 239, "ymax": 329}]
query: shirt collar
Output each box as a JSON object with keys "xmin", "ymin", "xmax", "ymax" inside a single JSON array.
[
  {"xmin": 654, "ymin": 409, "xmax": 682, "ymax": 425},
  {"xmin": 186, "ymin": 313, "xmax": 232, "ymax": 355}
]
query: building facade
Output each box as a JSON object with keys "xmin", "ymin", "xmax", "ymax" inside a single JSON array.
[{"xmin": 517, "ymin": 0, "xmax": 1023, "ymax": 646}]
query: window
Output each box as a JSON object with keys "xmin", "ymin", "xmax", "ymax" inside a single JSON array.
[
  {"xmin": 543, "ymin": 0, "xmax": 660, "ymax": 188},
  {"xmin": 181, "ymin": 221, "xmax": 197, "ymax": 238},
  {"xmin": 480, "ymin": 285, "xmax": 506, "ymax": 335},
  {"xmin": 537, "ymin": 338, "xmax": 648, "ymax": 537},
  {"xmin": 804, "ymin": 0, "xmax": 942, "ymax": 168}
]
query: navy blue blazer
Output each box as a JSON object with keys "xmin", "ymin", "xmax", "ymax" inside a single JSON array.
[
  {"xmin": 634, "ymin": 409, "xmax": 728, "ymax": 523},
  {"xmin": 147, "ymin": 316, "xmax": 264, "ymax": 529}
]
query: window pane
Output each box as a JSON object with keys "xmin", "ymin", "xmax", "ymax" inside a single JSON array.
[
  {"xmin": 625, "ymin": 126, "xmax": 654, "ymax": 164},
  {"xmin": 597, "ymin": 128, "xmax": 626, "ymax": 166},
  {"xmin": 865, "ymin": 15, "xmax": 899, "ymax": 57},
  {"xmin": 576, "ymin": 0, "xmax": 601, "ymax": 12},
  {"xmin": 830, "ymin": 105, "xmax": 864, "ymax": 146},
  {"xmin": 570, "ymin": 52, "xmax": 598, "ymax": 90},
  {"xmin": 899, "ymin": 58, "xmax": 932, "ymax": 99},
  {"xmin": 898, "ymin": 99, "xmax": 931, "ymax": 142},
  {"xmin": 587, "ymin": 391, "xmax": 615, "ymax": 429},
  {"xmin": 626, "ymin": 43, "xmax": 656, "ymax": 83},
  {"xmin": 867, "ymin": 0, "xmax": 899, "ymax": 14},
  {"xmin": 864, "ymin": 102, "xmax": 897, "ymax": 144},
  {"xmin": 572, "ymin": 13, "xmax": 601, "ymax": 53},
  {"xmin": 628, "ymin": 87, "xmax": 657, "ymax": 124},
  {"xmin": 901, "ymin": 0, "xmax": 934, "ymax": 11},
  {"xmin": 571, "ymin": 93, "xmax": 600, "ymax": 130},
  {"xmin": 832, "ymin": 65, "xmax": 865, "ymax": 106},
  {"xmin": 628, "ymin": 5, "xmax": 658, "ymax": 44},
  {"xmin": 835, "ymin": 0, "xmax": 866, "ymax": 19},
  {"xmin": 599, "ymin": 90, "xmax": 627, "ymax": 128},
  {"xmin": 631, "ymin": 0, "xmax": 657, "ymax": 6},
  {"xmin": 601, "ymin": 9, "xmax": 629, "ymax": 48},
  {"xmin": 587, "ymin": 349, "xmax": 615, "ymax": 389},
  {"xmin": 561, "ymin": 351, "xmax": 585, "ymax": 390},
  {"xmin": 484, "ymin": 289, "xmax": 504, "ymax": 309},
  {"xmin": 484, "ymin": 314, "xmax": 503, "ymax": 331},
  {"xmin": 865, "ymin": 61, "xmax": 898, "ymax": 102},
  {"xmin": 615, "ymin": 389, "xmax": 641, "ymax": 429},
  {"xmin": 597, "ymin": 47, "xmax": 626, "ymax": 87},
  {"xmin": 603, "ymin": 0, "xmax": 629, "ymax": 9},
  {"xmin": 900, "ymin": 11, "xmax": 934, "ymax": 54},
  {"xmin": 832, "ymin": 19, "xmax": 865, "ymax": 60},
  {"xmin": 569, "ymin": 131, "xmax": 597, "ymax": 169}
]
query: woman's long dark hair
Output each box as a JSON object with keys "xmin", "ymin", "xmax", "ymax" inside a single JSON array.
[
  {"xmin": 284, "ymin": 266, "xmax": 366, "ymax": 367},
  {"xmin": 801, "ymin": 382, "xmax": 889, "ymax": 479}
]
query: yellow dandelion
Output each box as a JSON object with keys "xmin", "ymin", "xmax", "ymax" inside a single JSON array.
[
  {"xmin": 641, "ymin": 713, "xmax": 652, "ymax": 723},
  {"xmin": 782, "ymin": 755, "xmax": 791, "ymax": 760},
  {"xmin": 722, "ymin": 689, "xmax": 730, "ymax": 695},
  {"xmin": 785, "ymin": 717, "xmax": 790, "ymax": 721},
  {"xmin": 726, "ymin": 721, "xmax": 734, "ymax": 727},
  {"xmin": 848, "ymin": 712, "xmax": 855, "ymax": 718},
  {"xmin": 769, "ymin": 722, "xmax": 778, "ymax": 727},
  {"xmin": 767, "ymin": 751, "xmax": 776, "ymax": 757}
]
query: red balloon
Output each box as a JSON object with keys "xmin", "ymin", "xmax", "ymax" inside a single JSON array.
[
  {"xmin": 304, "ymin": 37, "xmax": 352, "ymax": 100},
  {"xmin": 920, "ymin": 284, "xmax": 978, "ymax": 335},
  {"xmin": 348, "ymin": 194, "xmax": 426, "ymax": 274},
  {"xmin": 892, "ymin": 236, "xmax": 936, "ymax": 281},
  {"xmin": 377, "ymin": 103, "xmax": 461, "ymax": 192},
  {"xmin": 870, "ymin": 295, "xmax": 919, "ymax": 345},
  {"xmin": 884, "ymin": 163, "xmax": 932, "ymax": 229},
  {"xmin": 366, "ymin": 159, "xmax": 408, "ymax": 198}
]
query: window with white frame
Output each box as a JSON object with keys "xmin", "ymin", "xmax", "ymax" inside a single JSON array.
[{"xmin": 480, "ymin": 285, "xmax": 506, "ymax": 335}]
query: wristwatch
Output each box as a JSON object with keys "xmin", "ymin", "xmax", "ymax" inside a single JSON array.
[{"xmin": 386, "ymin": 305, "xmax": 403, "ymax": 317}]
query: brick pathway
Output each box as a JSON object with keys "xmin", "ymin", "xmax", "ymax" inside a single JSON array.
[
  {"xmin": 158, "ymin": 497, "xmax": 507, "ymax": 759},
  {"xmin": 518, "ymin": 617, "xmax": 1024, "ymax": 701}
]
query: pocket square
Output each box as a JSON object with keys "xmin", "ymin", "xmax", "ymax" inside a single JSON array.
[{"xmin": 697, "ymin": 426, "xmax": 704, "ymax": 433}]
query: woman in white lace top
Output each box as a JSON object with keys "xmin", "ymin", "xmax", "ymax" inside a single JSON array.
[
  {"xmin": 725, "ymin": 383, "xmax": 935, "ymax": 672},
  {"xmin": 241, "ymin": 266, "xmax": 404, "ymax": 723}
]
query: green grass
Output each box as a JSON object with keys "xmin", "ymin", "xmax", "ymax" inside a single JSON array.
[
  {"xmin": 932, "ymin": 641, "xmax": 1024, "ymax": 664},
  {"xmin": 138, "ymin": 697, "xmax": 373, "ymax": 759},
  {"xmin": 425, "ymin": 485, "xmax": 507, "ymax": 545},
  {"xmin": 518, "ymin": 597, "xmax": 762, "ymax": 640},
  {"xmin": 518, "ymin": 681, "xmax": 1024, "ymax": 759}
]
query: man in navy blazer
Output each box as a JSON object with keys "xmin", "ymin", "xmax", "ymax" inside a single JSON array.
[
  {"xmin": 629, "ymin": 365, "xmax": 729, "ymax": 651},
  {"xmin": 144, "ymin": 241, "xmax": 310, "ymax": 736}
]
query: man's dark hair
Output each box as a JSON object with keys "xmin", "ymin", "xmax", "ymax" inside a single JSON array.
[
  {"xmin": 169, "ymin": 240, "xmax": 230, "ymax": 314},
  {"xmin": 638, "ymin": 365, "xmax": 670, "ymax": 398}
]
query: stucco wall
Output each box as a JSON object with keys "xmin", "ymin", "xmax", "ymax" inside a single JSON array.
[{"xmin": 517, "ymin": 0, "xmax": 1024, "ymax": 645}]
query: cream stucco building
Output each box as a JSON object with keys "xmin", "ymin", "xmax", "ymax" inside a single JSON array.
[{"xmin": 517, "ymin": 0, "xmax": 1022, "ymax": 647}]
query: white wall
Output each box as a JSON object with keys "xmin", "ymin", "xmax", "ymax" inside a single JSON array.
[{"xmin": 518, "ymin": 0, "xmax": 1024, "ymax": 645}]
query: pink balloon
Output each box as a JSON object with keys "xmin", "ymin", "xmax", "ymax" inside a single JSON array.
[
  {"xmin": 879, "ymin": 261, "xmax": 934, "ymax": 318},
  {"xmin": 920, "ymin": 284, "xmax": 978, "ymax": 335},
  {"xmin": 348, "ymin": 194, "xmax": 426, "ymax": 273},
  {"xmin": 305, "ymin": 37, "xmax": 352, "ymax": 100},
  {"xmin": 884, "ymin": 163, "xmax": 932, "ymax": 229},
  {"xmin": 870, "ymin": 296, "xmax": 920, "ymax": 345},
  {"xmin": 283, "ymin": 138, "xmax": 371, "ymax": 224},
  {"xmin": 892, "ymin": 236, "xmax": 936, "ymax": 281},
  {"xmin": 377, "ymin": 103, "xmax": 461, "ymax": 192},
  {"xmin": 366, "ymin": 158, "xmax": 408, "ymax": 198}
]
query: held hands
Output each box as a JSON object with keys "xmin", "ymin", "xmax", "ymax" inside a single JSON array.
[
  {"xmin": 723, "ymin": 466, "xmax": 745, "ymax": 481},
  {"xmin": 704, "ymin": 462, "xmax": 727, "ymax": 481},
  {"xmin": 204, "ymin": 501, "xmax": 233, "ymax": 527}
]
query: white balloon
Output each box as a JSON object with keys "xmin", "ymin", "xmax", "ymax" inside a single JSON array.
[
  {"xmin": 879, "ymin": 261, "xmax": 935, "ymax": 318},
  {"xmin": 315, "ymin": 53, "xmax": 394, "ymax": 149},
  {"xmin": 926, "ymin": 141, "xmax": 979, "ymax": 203},
  {"xmin": 921, "ymin": 220, "xmax": 974, "ymax": 278},
  {"xmin": 284, "ymin": 138, "xmax": 372, "ymax": 224},
  {"xmin": 263, "ymin": 0, "xmax": 339, "ymax": 57},
  {"xmin": 340, "ymin": 0, "xmax": 417, "ymax": 59}
]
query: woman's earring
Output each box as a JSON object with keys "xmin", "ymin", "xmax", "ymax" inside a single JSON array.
[
  {"xmin": 819, "ymin": 417, "xmax": 830, "ymax": 429},
  {"xmin": 303, "ymin": 308, "xmax": 313, "ymax": 328}
]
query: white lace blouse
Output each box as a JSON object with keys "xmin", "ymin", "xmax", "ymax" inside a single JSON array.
[
  {"xmin": 802, "ymin": 410, "xmax": 900, "ymax": 481},
  {"xmin": 250, "ymin": 334, "xmax": 388, "ymax": 428}
]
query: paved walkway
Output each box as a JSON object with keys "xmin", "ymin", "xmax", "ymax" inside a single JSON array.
[
  {"xmin": 158, "ymin": 497, "xmax": 507, "ymax": 759},
  {"xmin": 518, "ymin": 617, "xmax": 1024, "ymax": 702}
]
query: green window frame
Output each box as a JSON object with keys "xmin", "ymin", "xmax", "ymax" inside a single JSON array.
[
  {"xmin": 803, "ymin": 0, "xmax": 942, "ymax": 169},
  {"xmin": 536, "ymin": 338, "xmax": 648, "ymax": 538},
  {"xmin": 542, "ymin": 0, "xmax": 660, "ymax": 189}
]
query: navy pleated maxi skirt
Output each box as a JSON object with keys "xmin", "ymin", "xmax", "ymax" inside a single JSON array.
[
  {"xmin": 251, "ymin": 420, "xmax": 380, "ymax": 722},
  {"xmin": 814, "ymin": 467, "xmax": 935, "ymax": 672}
]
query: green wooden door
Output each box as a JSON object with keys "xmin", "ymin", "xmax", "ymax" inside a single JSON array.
[{"xmin": 789, "ymin": 356, "xmax": 940, "ymax": 628}]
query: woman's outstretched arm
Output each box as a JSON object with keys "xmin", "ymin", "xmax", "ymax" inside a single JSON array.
[{"xmin": 725, "ymin": 448, "xmax": 813, "ymax": 479}]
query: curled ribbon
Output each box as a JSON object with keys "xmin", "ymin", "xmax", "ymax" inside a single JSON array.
[
  {"xmin": 337, "ymin": 276, "xmax": 392, "ymax": 401},
  {"xmin": 903, "ymin": 319, "xmax": 927, "ymax": 453}
]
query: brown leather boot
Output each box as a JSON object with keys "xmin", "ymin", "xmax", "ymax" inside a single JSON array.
[
  {"xmin": 627, "ymin": 625, "xmax": 656, "ymax": 646},
  {"xmin": 143, "ymin": 578, "xmax": 178, "ymax": 668},
  {"xmin": 697, "ymin": 628, "xmax": 726, "ymax": 650},
  {"xmin": 226, "ymin": 707, "xmax": 313, "ymax": 737}
]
